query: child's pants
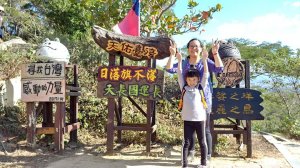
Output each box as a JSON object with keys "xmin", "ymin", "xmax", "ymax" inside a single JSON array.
[{"xmin": 182, "ymin": 120, "xmax": 207, "ymax": 167}]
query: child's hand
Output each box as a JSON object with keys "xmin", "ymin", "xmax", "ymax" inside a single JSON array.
[
  {"xmin": 176, "ymin": 50, "xmax": 182, "ymax": 62},
  {"xmin": 202, "ymin": 49, "xmax": 208, "ymax": 60}
]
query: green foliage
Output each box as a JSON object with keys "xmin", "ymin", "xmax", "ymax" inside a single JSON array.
[
  {"xmin": 234, "ymin": 38, "xmax": 300, "ymax": 139},
  {"xmin": 215, "ymin": 135, "xmax": 230, "ymax": 153},
  {"xmin": 0, "ymin": 44, "xmax": 37, "ymax": 80},
  {"xmin": 0, "ymin": 105, "xmax": 24, "ymax": 136},
  {"xmin": 78, "ymin": 96, "xmax": 108, "ymax": 135}
]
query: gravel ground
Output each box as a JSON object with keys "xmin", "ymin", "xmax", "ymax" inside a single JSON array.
[{"xmin": 0, "ymin": 132, "xmax": 293, "ymax": 168}]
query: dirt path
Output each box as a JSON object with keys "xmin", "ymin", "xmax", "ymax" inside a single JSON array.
[{"xmin": 0, "ymin": 132, "xmax": 294, "ymax": 168}]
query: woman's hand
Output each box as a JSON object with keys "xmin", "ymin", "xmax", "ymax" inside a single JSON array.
[
  {"xmin": 212, "ymin": 39, "xmax": 220, "ymax": 55},
  {"xmin": 169, "ymin": 43, "xmax": 177, "ymax": 57}
]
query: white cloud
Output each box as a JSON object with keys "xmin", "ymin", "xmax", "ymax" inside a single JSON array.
[
  {"xmin": 291, "ymin": 1, "xmax": 300, "ymax": 7},
  {"xmin": 215, "ymin": 13, "xmax": 300, "ymax": 49}
]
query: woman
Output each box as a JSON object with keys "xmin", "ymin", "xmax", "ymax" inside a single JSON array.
[{"xmin": 166, "ymin": 38, "xmax": 224, "ymax": 161}]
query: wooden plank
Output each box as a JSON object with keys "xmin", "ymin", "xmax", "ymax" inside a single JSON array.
[
  {"xmin": 213, "ymin": 130, "xmax": 245, "ymax": 134},
  {"xmin": 26, "ymin": 102, "xmax": 36, "ymax": 147},
  {"xmin": 122, "ymin": 123, "xmax": 147, "ymax": 127},
  {"xmin": 21, "ymin": 79, "xmax": 66, "ymax": 102},
  {"xmin": 64, "ymin": 122, "xmax": 80, "ymax": 134},
  {"xmin": 214, "ymin": 125, "xmax": 244, "ymax": 129},
  {"xmin": 36, "ymin": 127, "xmax": 55, "ymax": 135},
  {"xmin": 127, "ymin": 96, "xmax": 147, "ymax": 117},
  {"xmin": 21, "ymin": 62, "xmax": 65, "ymax": 79},
  {"xmin": 66, "ymin": 92, "xmax": 81, "ymax": 97},
  {"xmin": 66, "ymin": 85, "xmax": 81, "ymax": 91},
  {"xmin": 65, "ymin": 64, "xmax": 74, "ymax": 68},
  {"xmin": 115, "ymin": 126, "xmax": 147, "ymax": 131}
]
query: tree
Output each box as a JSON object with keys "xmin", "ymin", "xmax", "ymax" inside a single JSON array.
[
  {"xmin": 232, "ymin": 38, "xmax": 300, "ymax": 138},
  {"xmin": 29, "ymin": 0, "xmax": 221, "ymax": 37}
]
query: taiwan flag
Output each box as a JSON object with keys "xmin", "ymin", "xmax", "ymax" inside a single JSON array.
[{"xmin": 112, "ymin": 0, "xmax": 140, "ymax": 36}]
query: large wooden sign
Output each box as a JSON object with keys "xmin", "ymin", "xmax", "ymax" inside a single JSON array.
[
  {"xmin": 211, "ymin": 88, "xmax": 264, "ymax": 120},
  {"xmin": 91, "ymin": 26, "xmax": 174, "ymax": 61},
  {"xmin": 21, "ymin": 62, "xmax": 66, "ymax": 102},
  {"xmin": 97, "ymin": 66, "xmax": 164, "ymax": 100},
  {"xmin": 216, "ymin": 57, "xmax": 245, "ymax": 87}
]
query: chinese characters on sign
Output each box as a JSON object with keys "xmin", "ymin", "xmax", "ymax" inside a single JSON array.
[
  {"xmin": 211, "ymin": 88, "xmax": 264, "ymax": 120},
  {"xmin": 21, "ymin": 79, "xmax": 66, "ymax": 102},
  {"xmin": 21, "ymin": 62, "xmax": 66, "ymax": 102},
  {"xmin": 21, "ymin": 62, "xmax": 65, "ymax": 78},
  {"xmin": 106, "ymin": 40, "xmax": 158, "ymax": 60},
  {"xmin": 97, "ymin": 66, "xmax": 164, "ymax": 100}
]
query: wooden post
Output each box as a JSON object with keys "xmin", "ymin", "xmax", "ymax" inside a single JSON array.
[
  {"xmin": 70, "ymin": 64, "xmax": 79, "ymax": 142},
  {"xmin": 211, "ymin": 119, "xmax": 217, "ymax": 156},
  {"xmin": 26, "ymin": 102, "xmax": 36, "ymax": 147},
  {"xmin": 107, "ymin": 99, "xmax": 115, "ymax": 154},
  {"xmin": 246, "ymin": 120, "xmax": 252, "ymax": 157},
  {"xmin": 151, "ymin": 59, "xmax": 157, "ymax": 142},
  {"xmin": 42, "ymin": 102, "xmax": 53, "ymax": 141},
  {"xmin": 245, "ymin": 60, "xmax": 252, "ymax": 157},
  {"xmin": 146, "ymin": 100, "xmax": 153, "ymax": 152},
  {"xmin": 42, "ymin": 102, "xmax": 53, "ymax": 127},
  {"xmin": 117, "ymin": 56, "xmax": 124, "ymax": 143},
  {"xmin": 54, "ymin": 103, "xmax": 65, "ymax": 152},
  {"xmin": 106, "ymin": 54, "xmax": 116, "ymax": 154}
]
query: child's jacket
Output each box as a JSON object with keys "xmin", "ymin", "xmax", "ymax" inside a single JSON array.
[{"xmin": 177, "ymin": 69, "xmax": 209, "ymax": 121}]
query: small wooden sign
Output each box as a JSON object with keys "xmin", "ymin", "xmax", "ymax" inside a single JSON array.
[
  {"xmin": 21, "ymin": 79, "xmax": 66, "ymax": 102},
  {"xmin": 92, "ymin": 26, "xmax": 174, "ymax": 61},
  {"xmin": 21, "ymin": 62, "xmax": 65, "ymax": 79},
  {"xmin": 211, "ymin": 88, "xmax": 264, "ymax": 120},
  {"xmin": 216, "ymin": 57, "xmax": 244, "ymax": 87},
  {"xmin": 97, "ymin": 66, "xmax": 164, "ymax": 100}
]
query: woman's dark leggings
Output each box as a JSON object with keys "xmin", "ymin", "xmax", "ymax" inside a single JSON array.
[
  {"xmin": 188, "ymin": 113, "xmax": 212, "ymax": 156},
  {"xmin": 182, "ymin": 120, "xmax": 207, "ymax": 167}
]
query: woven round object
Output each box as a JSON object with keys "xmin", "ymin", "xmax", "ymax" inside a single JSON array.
[
  {"xmin": 216, "ymin": 57, "xmax": 244, "ymax": 87},
  {"xmin": 218, "ymin": 41, "xmax": 241, "ymax": 59}
]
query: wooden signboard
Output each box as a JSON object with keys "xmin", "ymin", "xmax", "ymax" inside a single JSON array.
[
  {"xmin": 21, "ymin": 62, "xmax": 66, "ymax": 102},
  {"xmin": 211, "ymin": 88, "xmax": 264, "ymax": 120},
  {"xmin": 21, "ymin": 79, "xmax": 66, "ymax": 102},
  {"xmin": 92, "ymin": 26, "xmax": 174, "ymax": 61},
  {"xmin": 21, "ymin": 62, "xmax": 65, "ymax": 78},
  {"xmin": 97, "ymin": 66, "xmax": 164, "ymax": 100}
]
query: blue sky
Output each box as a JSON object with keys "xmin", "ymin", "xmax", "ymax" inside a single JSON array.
[{"xmin": 172, "ymin": 0, "xmax": 300, "ymax": 49}]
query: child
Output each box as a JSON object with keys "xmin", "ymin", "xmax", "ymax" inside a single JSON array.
[{"xmin": 176, "ymin": 49, "xmax": 209, "ymax": 168}]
